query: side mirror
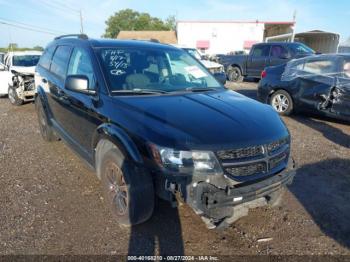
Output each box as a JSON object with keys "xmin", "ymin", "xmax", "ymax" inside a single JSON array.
[
  {"xmin": 65, "ymin": 75, "xmax": 95, "ymax": 94},
  {"xmin": 214, "ymin": 72, "xmax": 227, "ymax": 85}
]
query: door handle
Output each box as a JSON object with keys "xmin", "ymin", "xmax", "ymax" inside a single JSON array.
[{"xmin": 57, "ymin": 90, "xmax": 70, "ymax": 105}]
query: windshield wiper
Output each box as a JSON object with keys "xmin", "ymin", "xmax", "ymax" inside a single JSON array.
[
  {"xmin": 111, "ymin": 89, "xmax": 168, "ymax": 95},
  {"xmin": 185, "ymin": 87, "xmax": 217, "ymax": 92}
]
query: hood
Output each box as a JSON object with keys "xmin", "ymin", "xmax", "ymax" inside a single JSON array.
[
  {"xmin": 11, "ymin": 66, "xmax": 36, "ymax": 75},
  {"xmin": 200, "ymin": 60, "xmax": 223, "ymax": 69},
  {"xmin": 113, "ymin": 90, "xmax": 289, "ymax": 150}
]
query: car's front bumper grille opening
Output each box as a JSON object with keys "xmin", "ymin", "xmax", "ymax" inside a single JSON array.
[
  {"xmin": 218, "ymin": 137, "xmax": 290, "ymax": 179},
  {"xmin": 225, "ymin": 162, "xmax": 267, "ymax": 177},
  {"xmin": 269, "ymin": 152, "xmax": 288, "ymax": 170},
  {"xmin": 217, "ymin": 145, "xmax": 264, "ymax": 160}
]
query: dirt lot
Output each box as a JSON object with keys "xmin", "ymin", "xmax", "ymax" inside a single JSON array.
[{"xmin": 0, "ymin": 82, "xmax": 350, "ymax": 256}]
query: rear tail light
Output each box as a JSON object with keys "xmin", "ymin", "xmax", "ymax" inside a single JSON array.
[{"xmin": 261, "ymin": 70, "xmax": 267, "ymax": 78}]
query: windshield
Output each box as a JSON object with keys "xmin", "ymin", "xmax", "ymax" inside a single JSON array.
[
  {"xmin": 97, "ymin": 47, "xmax": 222, "ymax": 93},
  {"xmin": 183, "ymin": 48, "xmax": 202, "ymax": 60},
  {"xmin": 289, "ymin": 43, "xmax": 315, "ymax": 55},
  {"xmin": 12, "ymin": 55, "xmax": 41, "ymax": 67}
]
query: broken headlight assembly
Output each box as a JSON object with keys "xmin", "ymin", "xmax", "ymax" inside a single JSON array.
[{"xmin": 150, "ymin": 144, "xmax": 223, "ymax": 175}]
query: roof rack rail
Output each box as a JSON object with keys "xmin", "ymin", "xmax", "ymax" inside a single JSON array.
[{"xmin": 54, "ymin": 34, "xmax": 88, "ymax": 40}]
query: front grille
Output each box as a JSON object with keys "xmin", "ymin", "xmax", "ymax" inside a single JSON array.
[
  {"xmin": 218, "ymin": 137, "xmax": 290, "ymax": 179},
  {"xmin": 217, "ymin": 145, "xmax": 264, "ymax": 160},
  {"xmin": 267, "ymin": 137, "xmax": 289, "ymax": 154},
  {"xmin": 269, "ymin": 152, "xmax": 288, "ymax": 170},
  {"xmin": 225, "ymin": 162, "xmax": 266, "ymax": 177}
]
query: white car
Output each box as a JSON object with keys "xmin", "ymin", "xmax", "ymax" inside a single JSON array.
[
  {"xmin": 0, "ymin": 52, "xmax": 4, "ymax": 64},
  {"xmin": 181, "ymin": 48, "xmax": 225, "ymax": 74},
  {"xmin": 0, "ymin": 51, "xmax": 42, "ymax": 104}
]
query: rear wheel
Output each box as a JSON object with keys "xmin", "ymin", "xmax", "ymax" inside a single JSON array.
[
  {"xmin": 227, "ymin": 66, "xmax": 243, "ymax": 82},
  {"xmin": 99, "ymin": 143, "xmax": 154, "ymax": 226},
  {"xmin": 35, "ymin": 97, "xmax": 57, "ymax": 142},
  {"xmin": 8, "ymin": 86, "xmax": 23, "ymax": 106},
  {"xmin": 270, "ymin": 90, "xmax": 293, "ymax": 116}
]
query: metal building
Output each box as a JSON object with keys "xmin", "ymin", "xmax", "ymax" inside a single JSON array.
[{"xmin": 266, "ymin": 30, "xmax": 340, "ymax": 53}]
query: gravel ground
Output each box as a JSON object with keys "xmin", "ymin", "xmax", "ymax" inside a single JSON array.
[{"xmin": 0, "ymin": 82, "xmax": 350, "ymax": 256}]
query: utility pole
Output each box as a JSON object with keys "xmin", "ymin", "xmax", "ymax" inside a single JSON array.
[
  {"xmin": 291, "ymin": 10, "xmax": 297, "ymax": 42},
  {"xmin": 79, "ymin": 9, "xmax": 84, "ymax": 34}
]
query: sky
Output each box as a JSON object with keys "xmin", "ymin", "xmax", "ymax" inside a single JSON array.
[{"xmin": 0, "ymin": 0, "xmax": 349, "ymax": 48}]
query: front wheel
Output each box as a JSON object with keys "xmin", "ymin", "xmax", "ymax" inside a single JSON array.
[
  {"xmin": 100, "ymin": 144, "xmax": 154, "ymax": 226},
  {"xmin": 227, "ymin": 66, "xmax": 243, "ymax": 82},
  {"xmin": 270, "ymin": 90, "xmax": 293, "ymax": 116},
  {"xmin": 8, "ymin": 86, "xmax": 23, "ymax": 106}
]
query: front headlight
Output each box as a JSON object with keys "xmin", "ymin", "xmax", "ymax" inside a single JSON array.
[{"xmin": 150, "ymin": 144, "xmax": 223, "ymax": 175}]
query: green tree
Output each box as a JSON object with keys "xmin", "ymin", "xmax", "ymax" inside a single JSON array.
[
  {"xmin": 33, "ymin": 45, "xmax": 44, "ymax": 51},
  {"xmin": 165, "ymin": 15, "xmax": 176, "ymax": 31},
  {"xmin": 103, "ymin": 9, "xmax": 176, "ymax": 38}
]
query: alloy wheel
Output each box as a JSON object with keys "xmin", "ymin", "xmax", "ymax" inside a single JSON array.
[
  {"xmin": 105, "ymin": 161, "xmax": 128, "ymax": 216},
  {"xmin": 229, "ymin": 69, "xmax": 239, "ymax": 82},
  {"xmin": 272, "ymin": 94, "xmax": 290, "ymax": 113}
]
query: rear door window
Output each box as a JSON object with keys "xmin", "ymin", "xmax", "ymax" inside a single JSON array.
[
  {"xmin": 270, "ymin": 45, "xmax": 289, "ymax": 58},
  {"xmin": 50, "ymin": 45, "xmax": 72, "ymax": 78},
  {"xmin": 39, "ymin": 45, "xmax": 55, "ymax": 70},
  {"xmin": 251, "ymin": 45, "xmax": 270, "ymax": 57}
]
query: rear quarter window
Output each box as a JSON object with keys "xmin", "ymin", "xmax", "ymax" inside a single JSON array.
[
  {"xmin": 50, "ymin": 45, "xmax": 72, "ymax": 78},
  {"xmin": 39, "ymin": 46, "xmax": 55, "ymax": 70},
  {"xmin": 303, "ymin": 59, "xmax": 336, "ymax": 75}
]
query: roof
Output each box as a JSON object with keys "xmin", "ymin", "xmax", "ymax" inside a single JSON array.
[
  {"xmin": 49, "ymin": 36, "xmax": 178, "ymax": 51},
  {"xmin": 296, "ymin": 30, "xmax": 340, "ymax": 37},
  {"xmin": 88, "ymin": 39, "xmax": 177, "ymax": 50},
  {"xmin": 116, "ymin": 31, "xmax": 177, "ymax": 44},
  {"xmin": 255, "ymin": 42, "xmax": 307, "ymax": 46},
  {"xmin": 177, "ymin": 20, "xmax": 294, "ymax": 25}
]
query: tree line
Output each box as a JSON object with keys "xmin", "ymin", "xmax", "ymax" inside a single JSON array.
[{"xmin": 103, "ymin": 9, "xmax": 176, "ymax": 38}]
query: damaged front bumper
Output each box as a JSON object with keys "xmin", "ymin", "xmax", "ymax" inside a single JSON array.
[
  {"xmin": 158, "ymin": 157, "xmax": 295, "ymax": 229},
  {"xmin": 189, "ymin": 163, "xmax": 294, "ymax": 228},
  {"xmin": 186, "ymin": 160, "xmax": 295, "ymax": 228}
]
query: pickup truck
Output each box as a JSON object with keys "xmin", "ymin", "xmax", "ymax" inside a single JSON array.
[{"xmin": 218, "ymin": 42, "xmax": 315, "ymax": 82}]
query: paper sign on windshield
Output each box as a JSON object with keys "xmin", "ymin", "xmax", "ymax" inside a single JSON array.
[{"xmin": 185, "ymin": 66, "xmax": 207, "ymax": 79}]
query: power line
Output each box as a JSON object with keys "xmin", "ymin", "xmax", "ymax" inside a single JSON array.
[
  {"xmin": 37, "ymin": 0, "xmax": 80, "ymax": 13},
  {"xmin": 0, "ymin": 17, "xmax": 68, "ymax": 35},
  {"xmin": 0, "ymin": 20, "xmax": 60, "ymax": 35},
  {"xmin": 50, "ymin": 0, "xmax": 80, "ymax": 13},
  {"xmin": 36, "ymin": 0, "xmax": 84, "ymax": 33}
]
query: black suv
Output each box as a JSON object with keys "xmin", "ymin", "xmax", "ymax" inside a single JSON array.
[{"xmin": 35, "ymin": 34, "xmax": 295, "ymax": 229}]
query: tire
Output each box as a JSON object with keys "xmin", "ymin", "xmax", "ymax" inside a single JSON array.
[
  {"xmin": 99, "ymin": 144, "xmax": 154, "ymax": 226},
  {"xmin": 8, "ymin": 86, "xmax": 23, "ymax": 106},
  {"xmin": 270, "ymin": 90, "xmax": 294, "ymax": 116},
  {"xmin": 35, "ymin": 97, "xmax": 57, "ymax": 142},
  {"xmin": 227, "ymin": 66, "xmax": 243, "ymax": 82}
]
